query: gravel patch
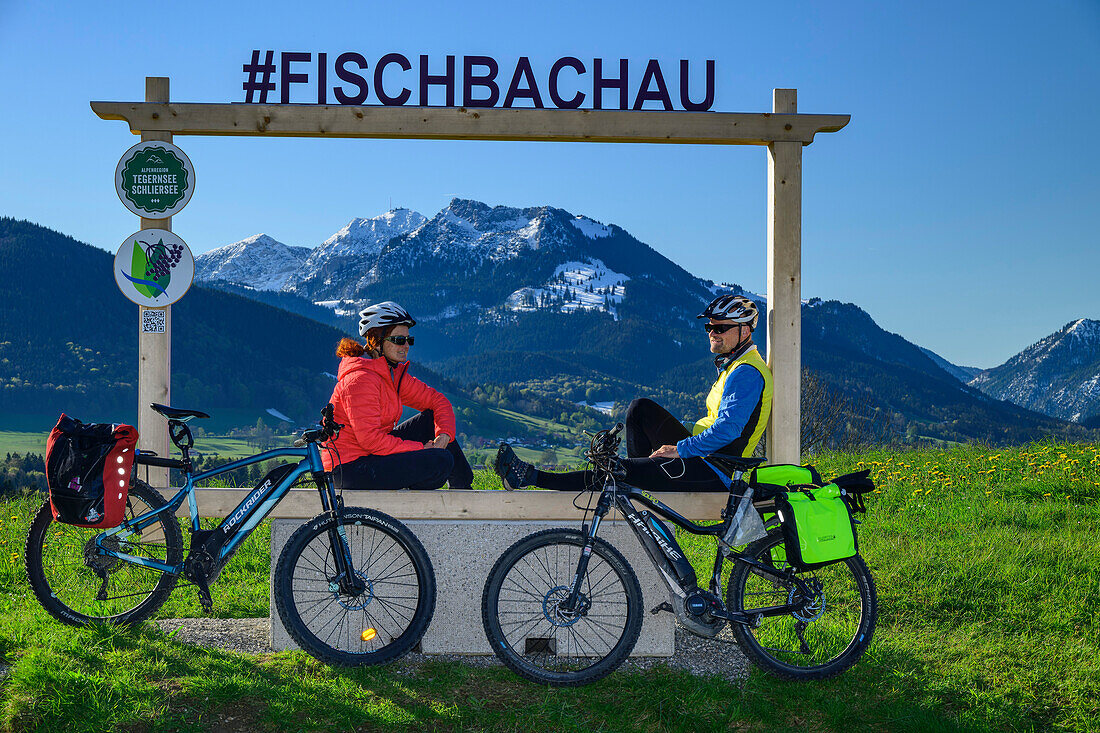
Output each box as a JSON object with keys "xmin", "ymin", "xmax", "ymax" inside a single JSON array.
[
  {"xmin": 154, "ymin": 618, "xmax": 270, "ymax": 655},
  {"xmin": 154, "ymin": 618, "xmax": 750, "ymax": 682}
]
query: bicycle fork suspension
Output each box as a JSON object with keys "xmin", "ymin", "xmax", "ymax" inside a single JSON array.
[
  {"xmin": 561, "ymin": 495, "xmax": 612, "ymax": 613},
  {"xmin": 315, "ymin": 472, "xmax": 365, "ymax": 596}
]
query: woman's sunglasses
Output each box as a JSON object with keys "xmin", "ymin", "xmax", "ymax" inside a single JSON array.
[
  {"xmin": 703, "ymin": 323, "xmax": 739, "ymax": 334},
  {"xmin": 384, "ymin": 335, "xmax": 415, "ymax": 346}
]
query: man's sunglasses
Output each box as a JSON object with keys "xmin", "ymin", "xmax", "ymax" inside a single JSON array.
[
  {"xmin": 384, "ymin": 335, "xmax": 415, "ymax": 346},
  {"xmin": 703, "ymin": 323, "xmax": 739, "ymax": 334}
]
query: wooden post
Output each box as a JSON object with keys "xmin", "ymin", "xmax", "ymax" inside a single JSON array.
[
  {"xmin": 766, "ymin": 88, "xmax": 802, "ymax": 465},
  {"xmin": 137, "ymin": 77, "xmax": 171, "ymax": 487}
]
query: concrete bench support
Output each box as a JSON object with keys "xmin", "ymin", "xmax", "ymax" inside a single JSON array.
[{"xmin": 269, "ymin": 517, "xmax": 675, "ymax": 656}]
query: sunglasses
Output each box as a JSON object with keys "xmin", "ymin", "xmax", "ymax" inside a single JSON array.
[
  {"xmin": 703, "ymin": 323, "xmax": 739, "ymax": 334},
  {"xmin": 384, "ymin": 335, "xmax": 415, "ymax": 346}
]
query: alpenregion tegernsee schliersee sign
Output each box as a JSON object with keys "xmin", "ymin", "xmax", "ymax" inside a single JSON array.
[{"xmin": 242, "ymin": 52, "xmax": 716, "ymax": 111}]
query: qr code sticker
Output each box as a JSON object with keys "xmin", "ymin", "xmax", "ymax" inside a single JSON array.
[{"xmin": 142, "ymin": 309, "xmax": 166, "ymax": 333}]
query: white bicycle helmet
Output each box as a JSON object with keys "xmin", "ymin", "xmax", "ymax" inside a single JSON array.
[
  {"xmin": 358, "ymin": 301, "xmax": 416, "ymax": 336},
  {"xmin": 698, "ymin": 294, "xmax": 759, "ymax": 330}
]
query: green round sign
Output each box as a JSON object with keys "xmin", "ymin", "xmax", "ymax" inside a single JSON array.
[{"xmin": 114, "ymin": 141, "xmax": 195, "ymax": 218}]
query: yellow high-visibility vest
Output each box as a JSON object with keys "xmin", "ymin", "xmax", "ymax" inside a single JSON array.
[{"xmin": 692, "ymin": 345, "xmax": 773, "ymax": 457}]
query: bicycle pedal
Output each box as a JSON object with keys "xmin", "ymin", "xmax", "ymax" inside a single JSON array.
[
  {"xmin": 650, "ymin": 601, "xmax": 674, "ymax": 616},
  {"xmin": 197, "ymin": 586, "xmax": 214, "ymax": 614}
]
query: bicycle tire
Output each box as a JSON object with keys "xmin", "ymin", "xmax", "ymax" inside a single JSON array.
[
  {"xmin": 273, "ymin": 507, "xmax": 435, "ymax": 666},
  {"xmin": 482, "ymin": 528, "xmax": 643, "ymax": 686},
  {"xmin": 727, "ymin": 530, "xmax": 877, "ymax": 681},
  {"xmin": 25, "ymin": 480, "xmax": 183, "ymax": 626}
]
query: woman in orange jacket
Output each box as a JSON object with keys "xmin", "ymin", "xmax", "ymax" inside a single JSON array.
[{"xmin": 322, "ymin": 301, "xmax": 473, "ymax": 490}]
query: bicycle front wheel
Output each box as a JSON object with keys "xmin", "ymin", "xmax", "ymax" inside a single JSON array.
[
  {"xmin": 482, "ymin": 529, "xmax": 643, "ymax": 686},
  {"xmin": 24, "ymin": 480, "xmax": 184, "ymax": 625},
  {"xmin": 727, "ymin": 530, "xmax": 877, "ymax": 681},
  {"xmin": 273, "ymin": 507, "xmax": 435, "ymax": 666}
]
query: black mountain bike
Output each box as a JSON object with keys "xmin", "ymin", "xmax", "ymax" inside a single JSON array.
[
  {"xmin": 24, "ymin": 403, "xmax": 436, "ymax": 667},
  {"xmin": 481, "ymin": 423, "xmax": 877, "ymax": 686}
]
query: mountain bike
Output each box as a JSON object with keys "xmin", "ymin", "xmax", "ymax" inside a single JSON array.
[
  {"xmin": 24, "ymin": 403, "xmax": 436, "ymax": 667},
  {"xmin": 481, "ymin": 423, "xmax": 877, "ymax": 686}
]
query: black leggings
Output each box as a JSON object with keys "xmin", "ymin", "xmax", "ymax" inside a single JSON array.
[
  {"xmin": 533, "ymin": 398, "xmax": 730, "ymax": 493},
  {"xmin": 332, "ymin": 409, "xmax": 474, "ymax": 490}
]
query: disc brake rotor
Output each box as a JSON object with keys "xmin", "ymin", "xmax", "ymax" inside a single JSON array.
[
  {"xmin": 788, "ymin": 578, "xmax": 825, "ymax": 623},
  {"xmin": 329, "ymin": 570, "xmax": 374, "ymax": 610},
  {"xmin": 543, "ymin": 585, "xmax": 589, "ymax": 628}
]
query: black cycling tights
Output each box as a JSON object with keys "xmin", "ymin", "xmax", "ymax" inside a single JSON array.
[
  {"xmin": 331, "ymin": 409, "xmax": 474, "ymax": 490},
  {"xmin": 533, "ymin": 398, "xmax": 729, "ymax": 493}
]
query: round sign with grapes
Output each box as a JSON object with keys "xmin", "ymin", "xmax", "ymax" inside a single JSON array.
[{"xmin": 113, "ymin": 229, "xmax": 194, "ymax": 307}]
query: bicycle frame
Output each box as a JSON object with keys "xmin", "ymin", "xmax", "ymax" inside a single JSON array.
[
  {"xmin": 570, "ymin": 473, "xmax": 815, "ymax": 624},
  {"xmin": 94, "ymin": 442, "xmax": 333, "ymax": 576}
]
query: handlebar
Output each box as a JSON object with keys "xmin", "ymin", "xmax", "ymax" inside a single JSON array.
[{"xmin": 293, "ymin": 404, "xmax": 344, "ymax": 448}]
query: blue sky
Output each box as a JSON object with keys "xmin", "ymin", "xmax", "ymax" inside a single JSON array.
[{"xmin": 1, "ymin": 0, "xmax": 1097, "ymax": 368}]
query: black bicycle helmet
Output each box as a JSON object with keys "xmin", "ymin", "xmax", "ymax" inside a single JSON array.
[{"xmin": 698, "ymin": 294, "xmax": 759, "ymax": 330}]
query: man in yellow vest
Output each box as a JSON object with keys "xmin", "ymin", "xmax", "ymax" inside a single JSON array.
[{"xmin": 495, "ymin": 294, "xmax": 773, "ymax": 492}]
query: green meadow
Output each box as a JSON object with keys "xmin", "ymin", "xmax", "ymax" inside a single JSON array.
[{"xmin": 0, "ymin": 441, "xmax": 1096, "ymax": 732}]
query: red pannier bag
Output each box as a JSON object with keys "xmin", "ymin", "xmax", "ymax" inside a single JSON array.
[{"xmin": 45, "ymin": 414, "xmax": 138, "ymax": 528}]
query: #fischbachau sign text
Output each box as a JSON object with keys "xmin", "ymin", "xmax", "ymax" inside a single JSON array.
[{"xmin": 242, "ymin": 51, "xmax": 716, "ymax": 111}]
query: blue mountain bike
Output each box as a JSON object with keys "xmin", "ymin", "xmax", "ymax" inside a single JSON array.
[{"xmin": 24, "ymin": 403, "xmax": 436, "ymax": 667}]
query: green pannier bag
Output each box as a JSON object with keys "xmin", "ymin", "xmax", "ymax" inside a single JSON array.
[
  {"xmin": 749, "ymin": 463, "xmax": 823, "ymax": 488},
  {"xmin": 773, "ymin": 483, "xmax": 858, "ymax": 570}
]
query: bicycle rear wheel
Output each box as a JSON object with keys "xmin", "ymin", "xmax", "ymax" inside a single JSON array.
[
  {"xmin": 481, "ymin": 529, "xmax": 643, "ymax": 686},
  {"xmin": 24, "ymin": 480, "xmax": 183, "ymax": 625},
  {"xmin": 273, "ymin": 507, "xmax": 435, "ymax": 666},
  {"xmin": 727, "ymin": 530, "xmax": 877, "ymax": 680}
]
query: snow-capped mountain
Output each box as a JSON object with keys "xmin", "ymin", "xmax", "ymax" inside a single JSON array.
[
  {"xmin": 195, "ymin": 210, "xmax": 427, "ymax": 293},
  {"xmin": 194, "ymin": 234, "xmax": 309, "ymax": 291},
  {"xmin": 231, "ymin": 198, "xmax": 719, "ymax": 323},
  {"xmin": 969, "ymin": 319, "xmax": 1100, "ymax": 423},
  {"xmin": 312, "ymin": 208, "xmax": 427, "ymax": 261}
]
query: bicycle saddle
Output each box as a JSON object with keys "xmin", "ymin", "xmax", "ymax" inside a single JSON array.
[
  {"xmin": 706, "ymin": 454, "xmax": 766, "ymax": 474},
  {"xmin": 150, "ymin": 403, "xmax": 210, "ymax": 422}
]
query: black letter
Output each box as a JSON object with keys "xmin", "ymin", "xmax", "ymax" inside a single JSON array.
[
  {"xmin": 463, "ymin": 55, "xmax": 499, "ymax": 107},
  {"xmin": 633, "ymin": 59, "xmax": 673, "ymax": 110},
  {"xmin": 593, "ymin": 58, "xmax": 628, "ymax": 110},
  {"xmin": 549, "ymin": 57, "xmax": 585, "ymax": 109},
  {"xmin": 420, "ymin": 54, "xmax": 456, "ymax": 106},
  {"xmin": 503, "ymin": 56, "xmax": 544, "ymax": 108},
  {"xmin": 317, "ymin": 52, "xmax": 327, "ymax": 104},
  {"xmin": 280, "ymin": 51, "xmax": 311, "ymax": 104},
  {"xmin": 333, "ymin": 52, "xmax": 369, "ymax": 105},
  {"xmin": 374, "ymin": 53, "xmax": 412, "ymax": 105},
  {"xmin": 679, "ymin": 59, "xmax": 715, "ymax": 111}
]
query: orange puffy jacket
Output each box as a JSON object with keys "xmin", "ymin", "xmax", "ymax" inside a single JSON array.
[{"xmin": 321, "ymin": 356, "xmax": 458, "ymax": 471}]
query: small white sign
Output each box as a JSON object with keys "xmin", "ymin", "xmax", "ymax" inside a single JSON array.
[
  {"xmin": 114, "ymin": 229, "xmax": 195, "ymax": 307},
  {"xmin": 115, "ymin": 140, "xmax": 196, "ymax": 219}
]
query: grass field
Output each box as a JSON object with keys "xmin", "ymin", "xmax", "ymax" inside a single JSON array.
[{"xmin": 0, "ymin": 440, "xmax": 1097, "ymax": 731}]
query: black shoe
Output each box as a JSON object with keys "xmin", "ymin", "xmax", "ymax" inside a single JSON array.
[{"xmin": 493, "ymin": 443, "xmax": 534, "ymax": 491}]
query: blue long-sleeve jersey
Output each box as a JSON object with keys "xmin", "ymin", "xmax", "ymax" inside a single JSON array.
[{"xmin": 675, "ymin": 364, "xmax": 765, "ymax": 487}]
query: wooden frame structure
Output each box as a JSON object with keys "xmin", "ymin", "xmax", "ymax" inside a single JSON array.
[{"xmin": 94, "ymin": 78, "xmax": 849, "ymax": 482}]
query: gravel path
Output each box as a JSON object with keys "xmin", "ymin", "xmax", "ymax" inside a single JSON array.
[{"xmin": 153, "ymin": 618, "xmax": 750, "ymax": 682}]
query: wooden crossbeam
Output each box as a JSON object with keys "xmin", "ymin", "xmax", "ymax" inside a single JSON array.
[{"xmin": 91, "ymin": 102, "xmax": 849, "ymax": 146}]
